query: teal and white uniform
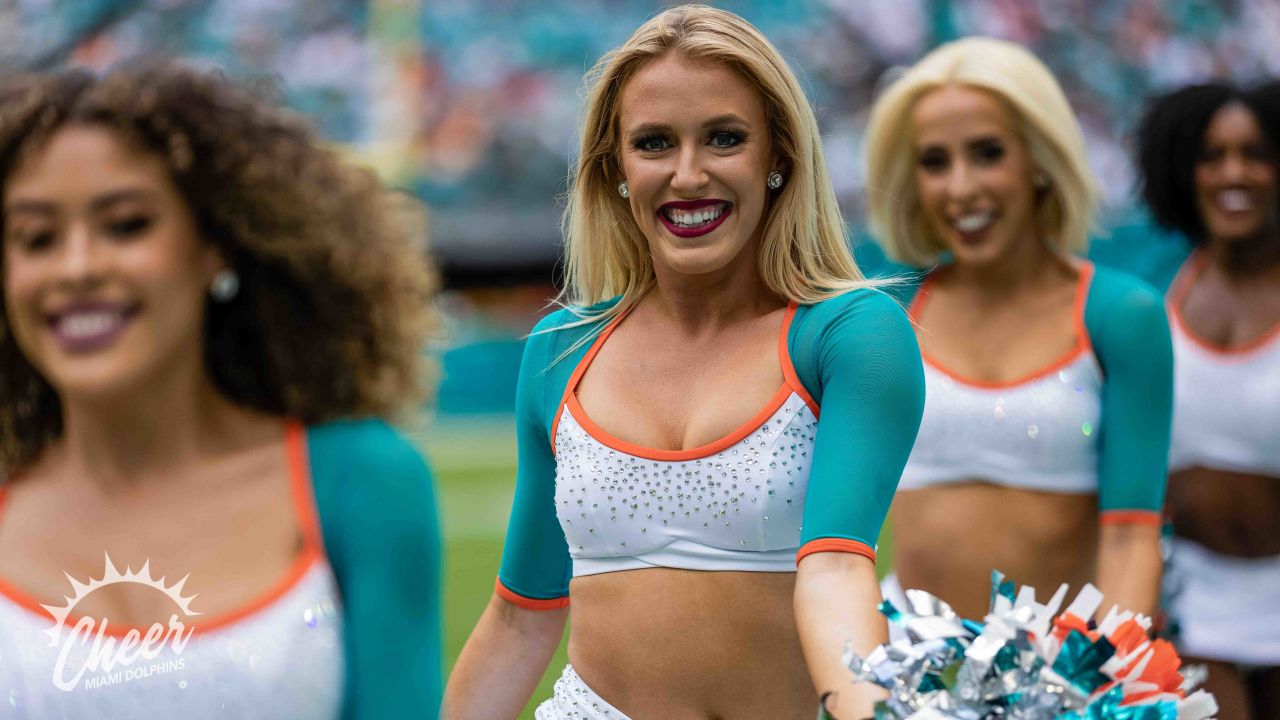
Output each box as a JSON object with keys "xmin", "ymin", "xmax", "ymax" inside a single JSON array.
[
  {"xmin": 496, "ymin": 290, "xmax": 925, "ymax": 718},
  {"xmin": 0, "ymin": 419, "xmax": 441, "ymax": 719},
  {"xmin": 881, "ymin": 260, "xmax": 1174, "ymax": 610},
  {"xmin": 1164, "ymin": 251, "xmax": 1280, "ymax": 665}
]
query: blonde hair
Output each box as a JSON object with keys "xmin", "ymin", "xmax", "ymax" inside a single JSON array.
[
  {"xmin": 559, "ymin": 4, "xmax": 874, "ymax": 327},
  {"xmin": 864, "ymin": 37, "xmax": 1098, "ymax": 268}
]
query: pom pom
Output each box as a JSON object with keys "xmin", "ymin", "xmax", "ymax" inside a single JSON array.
[{"xmin": 843, "ymin": 573, "xmax": 1218, "ymax": 719}]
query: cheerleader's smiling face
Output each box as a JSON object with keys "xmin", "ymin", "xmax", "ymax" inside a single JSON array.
[
  {"xmin": 617, "ymin": 53, "xmax": 779, "ymax": 280},
  {"xmin": 1194, "ymin": 102, "xmax": 1279, "ymax": 243},
  {"xmin": 2, "ymin": 125, "xmax": 224, "ymax": 401},
  {"xmin": 911, "ymin": 84, "xmax": 1041, "ymax": 267}
]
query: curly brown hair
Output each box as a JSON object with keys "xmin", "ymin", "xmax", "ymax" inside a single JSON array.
[{"xmin": 0, "ymin": 63, "xmax": 439, "ymax": 469}]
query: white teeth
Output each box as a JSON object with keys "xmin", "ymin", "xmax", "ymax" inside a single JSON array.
[
  {"xmin": 1219, "ymin": 189, "xmax": 1254, "ymax": 212},
  {"xmin": 954, "ymin": 213, "xmax": 994, "ymax": 233},
  {"xmin": 665, "ymin": 203, "xmax": 728, "ymax": 228},
  {"xmin": 58, "ymin": 311, "xmax": 123, "ymax": 339}
]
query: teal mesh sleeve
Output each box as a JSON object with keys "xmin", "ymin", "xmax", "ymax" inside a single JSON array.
[
  {"xmin": 308, "ymin": 419, "xmax": 443, "ymax": 719},
  {"xmin": 1084, "ymin": 267, "xmax": 1174, "ymax": 514},
  {"xmin": 497, "ymin": 305, "xmax": 616, "ymax": 605},
  {"xmin": 788, "ymin": 289, "xmax": 925, "ymax": 553}
]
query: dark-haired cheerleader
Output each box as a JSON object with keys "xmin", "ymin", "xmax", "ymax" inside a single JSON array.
[{"xmin": 1136, "ymin": 81, "xmax": 1280, "ymax": 720}]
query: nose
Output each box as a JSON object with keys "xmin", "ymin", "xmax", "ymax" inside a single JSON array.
[
  {"xmin": 55, "ymin": 222, "xmax": 102, "ymax": 287},
  {"xmin": 945, "ymin": 160, "xmax": 979, "ymax": 201},
  {"xmin": 1220, "ymin": 151, "xmax": 1248, "ymax": 182},
  {"xmin": 670, "ymin": 144, "xmax": 710, "ymax": 195}
]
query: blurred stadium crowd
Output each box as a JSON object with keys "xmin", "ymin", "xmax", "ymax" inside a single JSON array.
[
  {"xmin": 4, "ymin": 0, "xmax": 1278, "ymax": 270},
  {"xmin": 3, "ymin": 0, "xmax": 1276, "ymax": 410}
]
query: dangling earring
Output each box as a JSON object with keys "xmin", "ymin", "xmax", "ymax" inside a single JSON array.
[
  {"xmin": 617, "ymin": 180, "xmax": 629, "ymax": 198},
  {"xmin": 766, "ymin": 171, "xmax": 784, "ymax": 190},
  {"xmin": 210, "ymin": 269, "xmax": 240, "ymax": 302},
  {"xmin": 1033, "ymin": 171, "xmax": 1050, "ymax": 190}
]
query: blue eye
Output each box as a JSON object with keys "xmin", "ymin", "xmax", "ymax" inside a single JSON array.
[
  {"xmin": 633, "ymin": 135, "xmax": 670, "ymax": 152},
  {"xmin": 710, "ymin": 130, "xmax": 745, "ymax": 148}
]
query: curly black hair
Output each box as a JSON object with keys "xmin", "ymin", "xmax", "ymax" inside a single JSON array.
[
  {"xmin": 1136, "ymin": 81, "xmax": 1280, "ymax": 244},
  {"xmin": 0, "ymin": 63, "xmax": 439, "ymax": 469}
]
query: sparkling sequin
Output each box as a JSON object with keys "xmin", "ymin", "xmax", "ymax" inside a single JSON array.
[
  {"xmin": 902, "ymin": 353, "xmax": 1103, "ymax": 493},
  {"xmin": 555, "ymin": 394, "xmax": 814, "ymax": 569},
  {"xmin": 536, "ymin": 665, "xmax": 626, "ymax": 719},
  {"xmin": 1081, "ymin": 421, "xmax": 1093, "ymax": 437}
]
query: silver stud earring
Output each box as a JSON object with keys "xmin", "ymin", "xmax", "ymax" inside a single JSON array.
[
  {"xmin": 1034, "ymin": 172, "xmax": 1050, "ymax": 190},
  {"xmin": 210, "ymin": 269, "xmax": 240, "ymax": 302},
  {"xmin": 766, "ymin": 171, "xmax": 784, "ymax": 190},
  {"xmin": 617, "ymin": 180, "xmax": 629, "ymax": 198}
]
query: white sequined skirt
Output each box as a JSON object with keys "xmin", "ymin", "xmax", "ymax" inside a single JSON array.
[
  {"xmin": 535, "ymin": 665, "xmax": 631, "ymax": 720},
  {"xmin": 1166, "ymin": 537, "xmax": 1280, "ymax": 665}
]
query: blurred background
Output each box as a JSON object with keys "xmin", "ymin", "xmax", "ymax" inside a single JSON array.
[{"xmin": 5, "ymin": 0, "xmax": 1276, "ymax": 715}]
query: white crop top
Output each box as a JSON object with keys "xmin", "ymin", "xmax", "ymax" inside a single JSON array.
[
  {"xmin": 496, "ymin": 292, "xmax": 926, "ymax": 607},
  {"xmin": 900, "ymin": 264, "xmax": 1104, "ymax": 494},
  {"xmin": 0, "ymin": 432, "xmax": 345, "ymax": 720},
  {"xmin": 1167, "ymin": 255, "xmax": 1280, "ymax": 477},
  {"xmin": 0, "ymin": 558, "xmax": 343, "ymax": 720},
  {"xmin": 552, "ymin": 307, "xmax": 819, "ymax": 575}
]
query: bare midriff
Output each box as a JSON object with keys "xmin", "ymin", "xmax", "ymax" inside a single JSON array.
[
  {"xmin": 891, "ymin": 483, "xmax": 1098, "ymax": 619},
  {"xmin": 567, "ymin": 568, "xmax": 814, "ymax": 720},
  {"xmin": 1168, "ymin": 468, "xmax": 1280, "ymax": 557}
]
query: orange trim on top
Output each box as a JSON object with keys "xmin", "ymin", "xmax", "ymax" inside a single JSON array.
[
  {"xmin": 779, "ymin": 302, "xmax": 820, "ymax": 417},
  {"xmin": 796, "ymin": 538, "xmax": 877, "ymax": 564},
  {"xmin": 910, "ymin": 261, "xmax": 1096, "ymax": 389},
  {"xmin": 561, "ymin": 302, "xmax": 812, "ymax": 462},
  {"xmin": 1166, "ymin": 250, "xmax": 1209, "ymax": 309},
  {"xmin": 495, "ymin": 578, "xmax": 570, "ymax": 610},
  {"xmin": 1100, "ymin": 509, "xmax": 1163, "ymax": 527},
  {"xmin": 0, "ymin": 421, "xmax": 325, "ymax": 638},
  {"xmin": 567, "ymin": 384, "xmax": 795, "ymax": 462},
  {"xmin": 549, "ymin": 307, "xmax": 632, "ymax": 455},
  {"xmin": 285, "ymin": 421, "xmax": 326, "ymax": 553},
  {"xmin": 1167, "ymin": 251, "xmax": 1280, "ymax": 356}
]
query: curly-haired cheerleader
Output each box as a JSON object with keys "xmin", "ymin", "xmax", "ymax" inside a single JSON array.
[{"xmin": 0, "ymin": 65, "xmax": 441, "ymax": 718}]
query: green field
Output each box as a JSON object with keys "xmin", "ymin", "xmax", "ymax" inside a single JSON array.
[
  {"xmin": 418, "ymin": 415, "xmax": 892, "ymax": 719},
  {"xmin": 415, "ymin": 415, "xmax": 566, "ymax": 718}
]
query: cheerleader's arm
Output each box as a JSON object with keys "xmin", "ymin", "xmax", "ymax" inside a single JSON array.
[
  {"xmin": 310, "ymin": 420, "xmax": 444, "ymax": 719},
  {"xmin": 1085, "ymin": 266, "xmax": 1173, "ymax": 617},
  {"xmin": 790, "ymin": 290, "xmax": 926, "ymax": 719}
]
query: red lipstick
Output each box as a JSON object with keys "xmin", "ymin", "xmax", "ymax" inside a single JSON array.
[{"xmin": 657, "ymin": 199, "xmax": 733, "ymax": 239}]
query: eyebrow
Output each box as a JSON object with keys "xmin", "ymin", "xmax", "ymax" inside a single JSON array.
[
  {"xmin": 89, "ymin": 188, "xmax": 158, "ymax": 213},
  {"xmin": 4, "ymin": 188, "xmax": 159, "ymax": 216},
  {"xmin": 626, "ymin": 114, "xmax": 752, "ymax": 139},
  {"xmin": 916, "ymin": 134, "xmax": 1004, "ymax": 150}
]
